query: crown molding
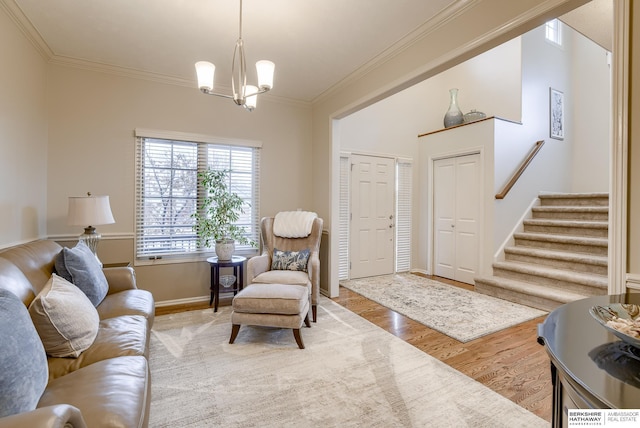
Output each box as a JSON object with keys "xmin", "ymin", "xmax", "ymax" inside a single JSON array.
[
  {"xmin": 1, "ymin": 0, "xmax": 53, "ymax": 59},
  {"xmin": 1, "ymin": 0, "xmax": 309, "ymax": 110},
  {"xmin": 48, "ymin": 55, "xmax": 310, "ymax": 109},
  {"xmin": 311, "ymin": 0, "xmax": 479, "ymax": 105},
  {"xmin": 311, "ymin": 0, "xmax": 584, "ymax": 107}
]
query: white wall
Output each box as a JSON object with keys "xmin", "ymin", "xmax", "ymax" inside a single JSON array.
[
  {"xmin": 340, "ymin": 39, "xmax": 522, "ymax": 157},
  {"xmin": 46, "ymin": 64, "xmax": 313, "ymax": 302},
  {"xmin": 569, "ymin": 29, "xmax": 611, "ymax": 192},
  {"xmin": 0, "ymin": 6, "xmax": 49, "ymax": 247}
]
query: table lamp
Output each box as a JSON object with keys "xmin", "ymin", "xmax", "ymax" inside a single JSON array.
[{"xmin": 67, "ymin": 192, "xmax": 115, "ymax": 258}]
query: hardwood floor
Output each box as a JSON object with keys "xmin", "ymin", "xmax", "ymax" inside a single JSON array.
[
  {"xmin": 332, "ymin": 275, "xmax": 552, "ymax": 423},
  {"xmin": 155, "ymin": 275, "xmax": 552, "ymax": 422}
]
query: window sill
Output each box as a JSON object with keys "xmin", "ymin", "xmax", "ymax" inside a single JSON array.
[{"xmin": 134, "ymin": 250, "xmax": 259, "ymax": 267}]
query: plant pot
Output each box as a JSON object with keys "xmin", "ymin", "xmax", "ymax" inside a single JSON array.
[{"xmin": 215, "ymin": 239, "xmax": 235, "ymax": 261}]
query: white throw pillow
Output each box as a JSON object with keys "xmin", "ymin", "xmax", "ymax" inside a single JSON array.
[{"xmin": 29, "ymin": 274, "xmax": 100, "ymax": 358}]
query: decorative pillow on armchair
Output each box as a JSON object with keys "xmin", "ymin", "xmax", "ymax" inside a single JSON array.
[
  {"xmin": 55, "ymin": 240, "xmax": 108, "ymax": 306},
  {"xmin": 271, "ymin": 248, "xmax": 310, "ymax": 272},
  {"xmin": 28, "ymin": 274, "xmax": 100, "ymax": 358}
]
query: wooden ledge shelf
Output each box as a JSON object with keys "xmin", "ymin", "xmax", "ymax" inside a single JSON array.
[{"xmin": 418, "ymin": 116, "xmax": 521, "ymax": 138}]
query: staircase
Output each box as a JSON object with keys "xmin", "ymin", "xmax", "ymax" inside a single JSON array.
[{"xmin": 474, "ymin": 193, "xmax": 609, "ymax": 311}]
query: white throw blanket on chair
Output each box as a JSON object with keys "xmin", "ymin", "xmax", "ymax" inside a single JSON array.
[{"xmin": 273, "ymin": 211, "xmax": 317, "ymax": 238}]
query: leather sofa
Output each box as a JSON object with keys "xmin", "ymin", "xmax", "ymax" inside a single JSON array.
[{"xmin": 0, "ymin": 240, "xmax": 155, "ymax": 428}]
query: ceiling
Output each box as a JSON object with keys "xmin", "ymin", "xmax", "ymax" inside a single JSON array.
[{"xmin": 6, "ymin": 0, "xmax": 611, "ymax": 104}]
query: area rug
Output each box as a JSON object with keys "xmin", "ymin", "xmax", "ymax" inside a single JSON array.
[
  {"xmin": 149, "ymin": 298, "xmax": 546, "ymax": 427},
  {"xmin": 340, "ymin": 273, "xmax": 547, "ymax": 342}
]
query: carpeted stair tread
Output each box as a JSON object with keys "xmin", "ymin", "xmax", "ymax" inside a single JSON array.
[
  {"xmin": 538, "ymin": 192, "xmax": 609, "ymax": 199},
  {"xmin": 514, "ymin": 232, "xmax": 608, "ymax": 247},
  {"xmin": 538, "ymin": 193, "xmax": 609, "ymax": 206},
  {"xmin": 475, "ymin": 276, "xmax": 587, "ymax": 304},
  {"xmin": 504, "ymin": 246, "xmax": 607, "ymax": 267},
  {"xmin": 492, "ymin": 260, "xmax": 608, "ymax": 288},
  {"xmin": 532, "ymin": 206, "xmax": 608, "ymax": 213},
  {"xmin": 523, "ymin": 219, "xmax": 608, "ymax": 229}
]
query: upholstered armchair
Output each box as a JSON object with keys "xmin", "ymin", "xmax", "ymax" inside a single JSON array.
[{"xmin": 247, "ymin": 213, "xmax": 323, "ymax": 322}]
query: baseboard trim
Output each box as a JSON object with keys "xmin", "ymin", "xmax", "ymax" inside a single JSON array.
[
  {"xmin": 626, "ymin": 274, "xmax": 640, "ymax": 291},
  {"xmin": 155, "ymin": 295, "xmax": 210, "ymax": 308}
]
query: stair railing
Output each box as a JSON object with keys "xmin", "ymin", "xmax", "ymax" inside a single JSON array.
[{"xmin": 495, "ymin": 140, "xmax": 545, "ymax": 200}]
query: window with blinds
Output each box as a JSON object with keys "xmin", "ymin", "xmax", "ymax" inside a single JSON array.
[
  {"xmin": 338, "ymin": 155, "xmax": 350, "ymax": 280},
  {"xmin": 134, "ymin": 131, "xmax": 260, "ymax": 261},
  {"xmin": 396, "ymin": 160, "xmax": 412, "ymax": 272}
]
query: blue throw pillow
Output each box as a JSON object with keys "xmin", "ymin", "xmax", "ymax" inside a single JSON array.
[
  {"xmin": 55, "ymin": 240, "xmax": 108, "ymax": 306},
  {"xmin": 0, "ymin": 289, "xmax": 48, "ymax": 418},
  {"xmin": 271, "ymin": 248, "xmax": 311, "ymax": 272}
]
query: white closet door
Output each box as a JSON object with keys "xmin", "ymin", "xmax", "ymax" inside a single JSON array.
[{"xmin": 433, "ymin": 153, "xmax": 480, "ymax": 284}]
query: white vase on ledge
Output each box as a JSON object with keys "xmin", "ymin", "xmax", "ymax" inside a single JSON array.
[{"xmin": 443, "ymin": 88, "xmax": 464, "ymax": 128}]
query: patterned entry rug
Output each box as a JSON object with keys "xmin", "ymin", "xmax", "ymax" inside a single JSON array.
[
  {"xmin": 340, "ymin": 273, "xmax": 547, "ymax": 342},
  {"xmin": 149, "ymin": 298, "xmax": 546, "ymax": 427}
]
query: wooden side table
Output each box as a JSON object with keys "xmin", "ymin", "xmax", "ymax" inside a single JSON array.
[{"xmin": 206, "ymin": 256, "xmax": 246, "ymax": 312}]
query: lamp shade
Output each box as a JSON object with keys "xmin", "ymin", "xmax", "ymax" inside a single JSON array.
[
  {"xmin": 256, "ymin": 60, "xmax": 274, "ymax": 90},
  {"xmin": 195, "ymin": 61, "xmax": 215, "ymax": 91},
  {"xmin": 68, "ymin": 195, "xmax": 115, "ymax": 227}
]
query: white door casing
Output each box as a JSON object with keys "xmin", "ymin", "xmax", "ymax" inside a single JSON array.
[{"xmin": 350, "ymin": 154, "xmax": 395, "ymax": 278}]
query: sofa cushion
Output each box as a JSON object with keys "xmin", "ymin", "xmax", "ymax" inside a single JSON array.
[
  {"xmin": 29, "ymin": 274, "xmax": 100, "ymax": 358},
  {"xmin": 271, "ymin": 248, "xmax": 310, "ymax": 272},
  {"xmin": 55, "ymin": 240, "xmax": 108, "ymax": 306},
  {"xmin": 38, "ymin": 356, "xmax": 150, "ymax": 428},
  {"xmin": 97, "ymin": 289, "xmax": 155, "ymax": 326},
  {"xmin": 0, "ymin": 289, "xmax": 48, "ymax": 418},
  {"xmin": 47, "ymin": 315, "xmax": 149, "ymax": 380}
]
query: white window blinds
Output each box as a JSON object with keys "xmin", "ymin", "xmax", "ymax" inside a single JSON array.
[
  {"xmin": 135, "ymin": 132, "xmax": 260, "ymax": 260},
  {"xmin": 396, "ymin": 160, "xmax": 412, "ymax": 272},
  {"xmin": 338, "ymin": 155, "xmax": 350, "ymax": 280}
]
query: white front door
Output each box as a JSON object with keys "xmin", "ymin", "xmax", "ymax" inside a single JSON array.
[
  {"xmin": 350, "ymin": 154, "xmax": 395, "ymax": 279},
  {"xmin": 433, "ymin": 153, "xmax": 480, "ymax": 284}
]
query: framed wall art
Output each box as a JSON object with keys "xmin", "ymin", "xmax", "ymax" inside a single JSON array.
[{"xmin": 549, "ymin": 87, "xmax": 564, "ymax": 140}]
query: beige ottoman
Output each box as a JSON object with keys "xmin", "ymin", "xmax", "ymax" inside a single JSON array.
[{"xmin": 229, "ymin": 283, "xmax": 311, "ymax": 349}]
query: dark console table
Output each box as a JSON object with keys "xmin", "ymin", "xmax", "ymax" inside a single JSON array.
[{"xmin": 538, "ymin": 293, "xmax": 640, "ymax": 427}]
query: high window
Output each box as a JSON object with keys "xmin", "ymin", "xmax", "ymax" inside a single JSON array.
[
  {"xmin": 134, "ymin": 129, "xmax": 260, "ymax": 262},
  {"xmin": 545, "ymin": 19, "xmax": 562, "ymax": 46}
]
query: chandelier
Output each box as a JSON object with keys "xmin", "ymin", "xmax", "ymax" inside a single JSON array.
[{"xmin": 195, "ymin": 0, "xmax": 274, "ymax": 112}]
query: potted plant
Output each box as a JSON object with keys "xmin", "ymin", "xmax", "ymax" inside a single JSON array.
[{"xmin": 192, "ymin": 168, "xmax": 254, "ymax": 260}]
